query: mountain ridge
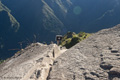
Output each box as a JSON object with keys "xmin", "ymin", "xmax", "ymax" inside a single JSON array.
[
  {"xmin": 49, "ymin": 24, "xmax": 120, "ymax": 80},
  {"xmin": 1, "ymin": 0, "xmax": 120, "ymax": 59},
  {"xmin": 0, "ymin": 24, "xmax": 120, "ymax": 80},
  {"xmin": 0, "ymin": 1, "xmax": 20, "ymax": 59},
  {"xmin": 0, "ymin": 1, "xmax": 20, "ymax": 31}
]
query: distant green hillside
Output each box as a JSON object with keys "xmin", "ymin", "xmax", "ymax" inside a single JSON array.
[
  {"xmin": 1, "ymin": 0, "xmax": 120, "ymax": 59},
  {"xmin": 60, "ymin": 31, "xmax": 90, "ymax": 48},
  {"xmin": 0, "ymin": 1, "xmax": 20, "ymax": 59},
  {"xmin": 0, "ymin": 1, "xmax": 10, "ymax": 12},
  {"xmin": 0, "ymin": 1, "xmax": 20, "ymax": 32}
]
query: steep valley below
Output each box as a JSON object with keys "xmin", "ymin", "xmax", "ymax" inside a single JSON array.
[
  {"xmin": 0, "ymin": 24, "xmax": 120, "ymax": 80},
  {"xmin": 0, "ymin": 0, "xmax": 120, "ymax": 60}
]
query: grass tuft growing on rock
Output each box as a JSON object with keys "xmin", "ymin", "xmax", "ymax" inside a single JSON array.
[
  {"xmin": 60, "ymin": 31, "xmax": 91, "ymax": 48},
  {"xmin": 0, "ymin": 59, "xmax": 5, "ymax": 64}
]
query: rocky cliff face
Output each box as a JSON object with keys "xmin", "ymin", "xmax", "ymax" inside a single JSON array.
[
  {"xmin": 3, "ymin": 0, "xmax": 120, "ymax": 33},
  {"xmin": 2, "ymin": 0, "xmax": 69, "ymax": 34},
  {"xmin": 0, "ymin": 24, "xmax": 120, "ymax": 80},
  {"xmin": 48, "ymin": 24, "xmax": 120, "ymax": 80},
  {"xmin": 1, "ymin": 0, "xmax": 120, "ymax": 59},
  {"xmin": 0, "ymin": 0, "xmax": 71, "ymax": 59},
  {"xmin": 0, "ymin": 43, "xmax": 66, "ymax": 80}
]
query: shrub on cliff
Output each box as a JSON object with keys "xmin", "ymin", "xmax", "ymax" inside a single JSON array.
[
  {"xmin": 0, "ymin": 59, "xmax": 4, "ymax": 64},
  {"xmin": 60, "ymin": 31, "xmax": 90, "ymax": 48}
]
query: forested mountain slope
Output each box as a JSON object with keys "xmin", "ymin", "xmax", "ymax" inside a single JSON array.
[{"xmin": 0, "ymin": 1, "xmax": 20, "ymax": 59}]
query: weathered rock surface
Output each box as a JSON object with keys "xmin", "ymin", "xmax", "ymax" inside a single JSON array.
[
  {"xmin": 0, "ymin": 24, "xmax": 120, "ymax": 80},
  {"xmin": 0, "ymin": 43, "xmax": 66, "ymax": 80},
  {"xmin": 48, "ymin": 24, "xmax": 120, "ymax": 80}
]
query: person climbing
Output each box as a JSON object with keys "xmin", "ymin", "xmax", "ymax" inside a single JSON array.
[{"xmin": 55, "ymin": 35, "xmax": 63, "ymax": 45}]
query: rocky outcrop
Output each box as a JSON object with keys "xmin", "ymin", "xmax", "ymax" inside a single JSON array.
[
  {"xmin": 48, "ymin": 24, "xmax": 120, "ymax": 80},
  {"xmin": 0, "ymin": 24, "xmax": 120, "ymax": 80},
  {"xmin": 0, "ymin": 43, "xmax": 66, "ymax": 80},
  {"xmin": 1, "ymin": 0, "xmax": 120, "ymax": 60}
]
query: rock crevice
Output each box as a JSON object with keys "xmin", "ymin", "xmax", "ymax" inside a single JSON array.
[
  {"xmin": 1, "ymin": 24, "xmax": 120, "ymax": 80},
  {"xmin": 0, "ymin": 43, "xmax": 66, "ymax": 80}
]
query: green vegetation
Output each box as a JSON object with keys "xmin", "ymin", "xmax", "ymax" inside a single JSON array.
[
  {"xmin": 0, "ymin": 2, "xmax": 4, "ymax": 12},
  {"xmin": 0, "ymin": 59, "xmax": 5, "ymax": 64},
  {"xmin": 42, "ymin": 1, "xmax": 64, "ymax": 34},
  {"xmin": 60, "ymin": 31, "xmax": 91, "ymax": 49},
  {"xmin": 0, "ymin": 1, "xmax": 20, "ymax": 32},
  {"xmin": 0, "ymin": 1, "xmax": 10, "ymax": 12},
  {"xmin": 8, "ymin": 12, "xmax": 20, "ymax": 32}
]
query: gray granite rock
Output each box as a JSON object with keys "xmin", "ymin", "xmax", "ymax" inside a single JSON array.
[
  {"xmin": 0, "ymin": 24, "xmax": 120, "ymax": 80},
  {"xmin": 48, "ymin": 24, "xmax": 120, "ymax": 80},
  {"xmin": 0, "ymin": 43, "xmax": 62, "ymax": 80}
]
